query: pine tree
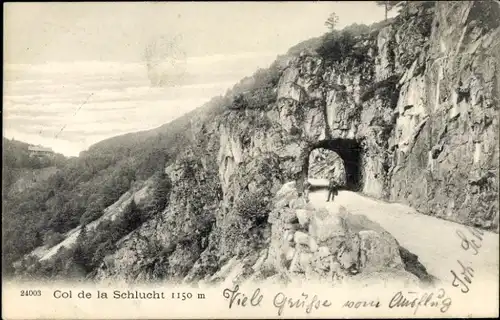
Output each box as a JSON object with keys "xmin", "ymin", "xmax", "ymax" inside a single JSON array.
[
  {"xmin": 72, "ymin": 223, "xmax": 90, "ymax": 273},
  {"xmin": 151, "ymin": 171, "xmax": 171, "ymax": 214},
  {"xmin": 122, "ymin": 199, "xmax": 143, "ymax": 231},
  {"xmin": 375, "ymin": 1, "xmax": 403, "ymax": 20},
  {"xmin": 72, "ymin": 244, "xmax": 89, "ymax": 273},
  {"xmin": 325, "ymin": 12, "xmax": 339, "ymax": 31},
  {"xmin": 78, "ymin": 224, "xmax": 88, "ymax": 243}
]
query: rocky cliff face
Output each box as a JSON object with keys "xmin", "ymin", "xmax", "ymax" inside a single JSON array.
[
  {"xmin": 388, "ymin": 1, "xmax": 499, "ymax": 230},
  {"xmin": 91, "ymin": 1, "xmax": 498, "ymax": 284}
]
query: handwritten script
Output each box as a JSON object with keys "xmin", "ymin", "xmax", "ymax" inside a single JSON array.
[
  {"xmin": 273, "ymin": 292, "xmax": 332, "ymax": 316},
  {"xmin": 222, "ymin": 285, "xmax": 332, "ymax": 316},
  {"xmin": 450, "ymin": 226, "xmax": 484, "ymax": 293},
  {"xmin": 223, "ymin": 285, "xmax": 454, "ymax": 316},
  {"xmin": 388, "ymin": 288, "xmax": 452, "ymax": 315},
  {"xmin": 222, "ymin": 285, "xmax": 263, "ymax": 309}
]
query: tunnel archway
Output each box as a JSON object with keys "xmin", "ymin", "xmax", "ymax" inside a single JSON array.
[{"xmin": 305, "ymin": 138, "xmax": 364, "ymax": 192}]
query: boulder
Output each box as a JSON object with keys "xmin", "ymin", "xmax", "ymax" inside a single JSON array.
[
  {"xmin": 275, "ymin": 181, "xmax": 297, "ymax": 199},
  {"xmin": 289, "ymin": 197, "xmax": 308, "ymax": 209},
  {"xmin": 308, "ymin": 209, "xmax": 348, "ymax": 243},
  {"xmin": 273, "ymin": 182, "xmax": 299, "ymax": 209},
  {"xmin": 317, "ymin": 246, "xmax": 331, "ymax": 258},
  {"xmin": 295, "ymin": 209, "xmax": 311, "ymax": 227},
  {"xmin": 358, "ymin": 230, "xmax": 404, "ymax": 272},
  {"xmin": 308, "ymin": 237, "xmax": 319, "ymax": 252},
  {"xmin": 294, "ymin": 231, "xmax": 310, "ymax": 246}
]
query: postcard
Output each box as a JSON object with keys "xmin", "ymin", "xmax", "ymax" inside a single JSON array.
[{"xmin": 2, "ymin": 1, "xmax": 499, "ymax": 318}]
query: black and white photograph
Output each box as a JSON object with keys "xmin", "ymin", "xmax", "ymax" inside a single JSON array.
[{"xmin": 2, "ymin": 1, "xmax": 499, "ymax": 318}]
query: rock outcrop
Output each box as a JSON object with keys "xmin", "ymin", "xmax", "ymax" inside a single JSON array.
[{"xmin": 193, "ymin": 182, "xmax": 434, "ymax": 288}]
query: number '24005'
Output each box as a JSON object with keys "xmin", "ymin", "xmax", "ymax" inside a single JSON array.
[{"xmin": 21, "ymin": 290, "xmax": 42, "ymax": 296}]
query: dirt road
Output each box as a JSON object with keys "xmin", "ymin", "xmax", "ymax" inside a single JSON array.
[{"xmin": 307, "ymin": 179, "xmax": 499, "ymax": 292}]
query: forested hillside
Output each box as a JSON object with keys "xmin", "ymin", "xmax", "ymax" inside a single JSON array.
[
  {"xmin": 2, "ymin": 51, "xmax": 290, "ymax": 275},
  {"xmin": 2, "ymin": 101, "xmax": 215, "ymax": 273}
]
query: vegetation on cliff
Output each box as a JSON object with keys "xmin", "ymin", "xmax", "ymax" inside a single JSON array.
[{"xmin": 2, "ymin": 102, "xmax": 214, "ymax": 274}]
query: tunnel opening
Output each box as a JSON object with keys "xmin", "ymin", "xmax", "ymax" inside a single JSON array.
[{"xmin": 306, "ymin": 139, "xmax": 364, "ymax": 192}]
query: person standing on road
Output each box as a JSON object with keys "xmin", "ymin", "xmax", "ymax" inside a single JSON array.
[{"xmin": 327, "ymin": 169, "xmax": 338, "ymax": 202}]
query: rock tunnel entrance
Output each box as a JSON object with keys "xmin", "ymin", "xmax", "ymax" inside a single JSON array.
[{"xmin": 306, "ymin": 139, "xmax": 363, "ymax": 192}]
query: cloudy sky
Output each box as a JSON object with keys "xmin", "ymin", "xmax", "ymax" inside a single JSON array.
[
  {"xmin": 3, "ymin": 2, "xmax": 392, "ymax": 157},
  {"xmin": 4, "ymin": 2, "xmax": 390, "ymax": 64}
]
